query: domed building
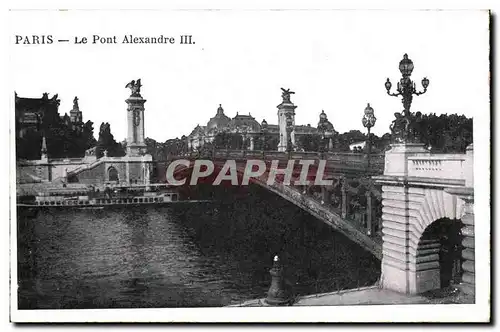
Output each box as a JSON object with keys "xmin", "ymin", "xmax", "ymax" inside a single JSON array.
[
  {"xmin": 186, "ymin": 90, "xmax": 339, "ymax": 152},
  {"xmin": 227, "ymin": 112, "xmax": 261, "ymax": 133},
  {"xmin": 317, "ymin": 110, "xmax": 335, "ymax": 132},
  {"xmin": 206, "ymin": 104, "xmax": 231, "ymax": 132}
]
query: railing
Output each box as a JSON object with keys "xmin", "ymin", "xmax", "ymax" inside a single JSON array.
[
  {"xmin": 284, "ymin": 181, "xmax": 383, "ymax": 240},
  {"xmin": 172, "ymin": 149, "xmax": 385, "ymax": 173},
  {"xmin": 256, "ymin": 171, "xmax": 383, "ymax": 257},
  {"xmin": 408, "ymin": 154, "xmax": 466, "ymax": 180}
]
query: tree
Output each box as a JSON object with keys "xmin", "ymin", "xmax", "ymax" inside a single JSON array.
[
  {"xmin": 418, "ymin": 113, "xmax": 473, "ymax": 153},
  {"xmin": 95, "ymin": 122, "xmax": 125, "ymax": 158},
  {"xmin": 74, "ymin": 120, "xmax": 97, "ymax": 156},
  {"xmin": 297, "ymin": 134, "xmax": 321, "ymax": 152},
  {"xmin": 336, "ymin": 130, "xmax": 367, "ymax": 151},
  {"xmin": 16, "ymin": 110, "xmax": 96, "ymax": 160},
  {"xmin": 213, "ymin": 132, "xmax": 243, "ymax": 149}
]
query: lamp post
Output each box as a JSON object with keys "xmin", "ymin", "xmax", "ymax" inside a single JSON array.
[
  {"xmin": 362, "ymin": 103, "xmax": 377, "ymax": 168},
  {"xmin": 317, "ymin": 110, "xmax": 328, "ymax": 153},
  {"xmin": 385, "ymin": 54, "xmax": 429, "ymax": 143},
  {"xmin": 261, "ymin": 119, "xmax": 268, "ymax": 157}
]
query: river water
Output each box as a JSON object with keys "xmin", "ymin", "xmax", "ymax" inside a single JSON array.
[{"xmin": 17, "ymin": 185, "xmax": 380, "ymax": 309}]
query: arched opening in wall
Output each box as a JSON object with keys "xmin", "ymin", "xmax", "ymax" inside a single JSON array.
[
  {"xmin": 417, "ymin": 218, "xmax": 463, "ymax": 292},
  {"xmin": 108, "ymin": 166, "xmax": 119, "ymax": 183}
]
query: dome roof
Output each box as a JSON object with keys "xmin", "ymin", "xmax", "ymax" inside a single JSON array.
[
  {"xmin": 317, "ymin": 110, "xmax": 335, "ymax": 132},
  {"xmin": 206, "ymin": 104, "xmax": 231, "ymax": 131},
  {"xmin": 228, "ymin": 113, "xmax": 261, "ymax": 132}
]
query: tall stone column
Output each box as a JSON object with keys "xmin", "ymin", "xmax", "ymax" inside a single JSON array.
[
  {"xmin": 125, "ymin": 80, "xmax": 147, "ymax": 157},
  {"xmin": 277, "ymin": 89, "xmax": 297, "ymax": 152}
]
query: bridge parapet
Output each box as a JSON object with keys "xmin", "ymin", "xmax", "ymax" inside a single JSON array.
[
  {"xmin": 175, "ymin": 149, "xmax": 385, "ymax": 174},
  {"xmin": 408, "ymin": 154, "xmax": 467, "ymax": 180}
]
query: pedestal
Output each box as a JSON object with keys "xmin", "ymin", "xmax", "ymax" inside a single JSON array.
[
  {"xmin": 277, "ymin": 102, "xmax": 296, "ymax": 152},
  {"xmin": 265, "ymin": 256, "xmax": 293, "ymax": 305},
  {"xmin": 384, "ymin": 143, "xmax": 428, "ymax": 176},
  {"xmin": 126, "ymin": 96, "xmax": 147, "ymax": 157}
]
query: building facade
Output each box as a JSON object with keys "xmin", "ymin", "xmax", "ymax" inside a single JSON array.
[{"xmin": 186, "ymin": 90, "xmax": 337, "ymax": 152}]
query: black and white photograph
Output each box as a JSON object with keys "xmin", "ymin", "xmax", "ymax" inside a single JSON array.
[{"xmin": 7, "ymin": 7, "xmax": 490, "ymax": 323}]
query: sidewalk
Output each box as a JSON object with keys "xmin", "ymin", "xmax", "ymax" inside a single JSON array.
[{"xmin": 230, "ymin": 286, "xmax": 432, "ymax": 307}]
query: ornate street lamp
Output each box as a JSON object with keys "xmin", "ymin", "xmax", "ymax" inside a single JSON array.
[
  {"xmin": 317, "ymin": 110, "xmax": 327, "ymax": 152},
  {"xmin": 385, "ymin": 54, "xmax": 429, "ymax": 143},
  {"xmin": 261, "ymin": 119, "xmax": 268, "ymax": 155},
  {"xmin": 362, "ymin": 103, "xmax": 377, "ymax": 167},
  {"xmin": 317, "ymin": 110, "xmax": 336, "ymax": 153}
]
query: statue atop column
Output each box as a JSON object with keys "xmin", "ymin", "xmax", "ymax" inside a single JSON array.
[
  {"xmin": 281, "ymin": 88, "xmax": 295, "ymax": 104},
  {"xmin": 125, "ymin": 79, "xmax": 142, "ymax": 97},
  {"xmin": 73, "ymin": 96, "xmax": 79, "ymax": 110},
  {"xmin": 125, "ymin": 79, "xmax": 147, "ymax": 156}
]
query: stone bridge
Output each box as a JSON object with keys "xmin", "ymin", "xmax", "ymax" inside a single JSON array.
[
  {"xmin": 164, "ymin": 150, "xmax": 386, "ymax": 259},
  {"xmin": 165, "ymin": 144, "xmax": 475, "ymax": 298},
  {"xmin": 30, "ymin": 144, "xmax": 474, "ymax": 298}
]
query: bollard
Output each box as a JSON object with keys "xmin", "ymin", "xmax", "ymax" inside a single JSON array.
[{"xmin": 265, "ymin": 255, "xmax": 293, "ymax": 306}]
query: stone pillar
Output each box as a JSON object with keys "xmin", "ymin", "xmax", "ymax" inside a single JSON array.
[
  {"xmin": 40, "ymin": 136, "xmax": 48, "ymax": 162},
  {"xmin": 446, "ymin": 144, "xmax": 474, "ymax": 298},
  {"xmin": 321, "ymin": 186, "xmax": 330, "ymax": 205},
  {"xmin": 126, "ymin": 95, "xmax": 147, "ymax": 156},
  {"xmin": 365, "ymin": 191, "xmax": 372, "ymax": 235},
  {"xmin": 249, "ymin": 136, "xmax": 254, "ymax": 151},
  {"xmin": 460, "ymin": 197, "xmax": 475, "ymax": 297},
  {"xmin": 125, "ymin": 160, "xmax": 130, "ymax": 185},
  {"xmin": 384, "ymin": 143, "xmax": 428, "ymax": 176},
  {"xmin": 461, "ymin": 144, "xmax": 475, "ymax": 298},
  {"xmin": 277, "ymin": 100, "xmax": 297, "ymax": 152},
  {"xmin": 341, "ymin": 180, "xmax": 347, "ymax": 219},
  {"xmin": 377, "ymin": 143, "xmax": 429, "ymax": 295}
]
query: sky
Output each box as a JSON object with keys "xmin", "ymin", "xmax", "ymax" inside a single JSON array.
[{"xmin": 9, "ymin": 10, "xmax": 489, "ymax": 142}]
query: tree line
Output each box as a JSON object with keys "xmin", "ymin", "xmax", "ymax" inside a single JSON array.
[{"xmin": 17, "ymin": 112, "xmax": 472, "ymax": 160}]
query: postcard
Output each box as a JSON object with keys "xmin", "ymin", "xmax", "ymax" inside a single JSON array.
[{"xmin": 9, "ymin": 8, "xmax": 490, "ymax": 323}]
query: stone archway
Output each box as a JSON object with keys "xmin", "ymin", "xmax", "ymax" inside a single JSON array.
[
  {"xmin": 108, "ymin": 166, "xmax": 119, "ymax": 182},
  {"xmin": 379, "ymin": 185, "xmax": 466, "ymax": 294},
  {"xmin": 415, "ymin": 218, "xmax": 463, "ymax": 293}
]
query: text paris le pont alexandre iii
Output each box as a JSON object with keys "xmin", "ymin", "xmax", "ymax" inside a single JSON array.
[{"xmin": 14, "ymin": 34, "xmax": 195, "ymax": 45}]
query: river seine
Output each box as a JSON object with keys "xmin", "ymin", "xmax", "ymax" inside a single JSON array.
[{"xmin": 17, "ymin": 185, "xmax": 380, "ymax": 309}]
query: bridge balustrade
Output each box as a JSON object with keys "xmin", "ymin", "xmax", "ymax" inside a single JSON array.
[
  {"xmin": 275, "ymin": 171, "xmax": 383, "ymax": 241},
  {"xmin": 175, "ymin": 149, "xmax": 385, "ymax": 173}
]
